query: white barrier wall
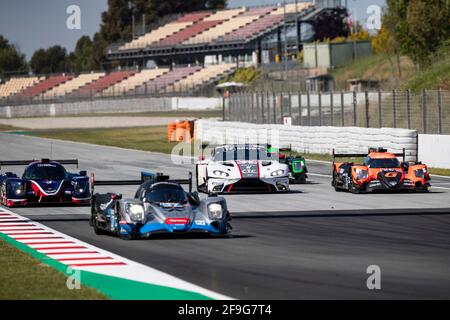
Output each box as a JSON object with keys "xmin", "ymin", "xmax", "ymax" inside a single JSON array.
[
  {"xmin": 418, "ymin": 134, "xmax": 450, "ymax": 169},
  {"xmin": 195, "ymin": 120, "xmax": 418, "ymax": 161},
  {"xmin": 0, "ymin": 97, "xmax": 221, "ymax": 118}
]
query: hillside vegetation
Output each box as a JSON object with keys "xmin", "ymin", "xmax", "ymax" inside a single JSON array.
[{"xmin": 332, "ymin": 45, "xmax": 450, "ymax": 92}]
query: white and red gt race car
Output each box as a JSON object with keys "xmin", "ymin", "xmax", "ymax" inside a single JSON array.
[{"xmin": 196, "ymin": 144, "xmax": 290, "ymax": 193}]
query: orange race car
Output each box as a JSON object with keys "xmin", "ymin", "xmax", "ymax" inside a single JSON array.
[{"xmin": 332, "ymin": 147, "xmax": 431, "ymax": 193}]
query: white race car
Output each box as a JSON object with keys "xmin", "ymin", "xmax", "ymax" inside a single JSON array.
[{"xmin": 196, "ymin": 144, "xmax": 290, "ymax": 193}]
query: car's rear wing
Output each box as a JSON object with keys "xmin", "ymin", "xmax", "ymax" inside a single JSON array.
[
  {"xmin": 0, "ymin": 159, "xmax": 78, "ymax": 169},
  {"xmin": 332, "ymin": 148, "xmax": 406, "ymax": 163},
  {"xmin": 91, "ymin": 171, "xmax": 193, "ymax": 194},
  {"xmin": 279, "ymin": 145, "xmax": 292, "ymax": 153}
]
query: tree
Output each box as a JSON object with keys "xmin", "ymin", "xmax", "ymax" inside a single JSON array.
[
  {"xmin": 385, "ymin": 0, "xmax": 450, "ymax": 67},
  {"xmin": 0, "ymin": 35, "xmax": 10, "ymax": 49},
  {"xmin": 372, "ymin": 23, "xmax": 403, "ymax": 77},
  {"xmin": 99, "ymin": 0, "xmax": 133, "ymax": 43},
  {"xmin": 70, "ymin": 36, "xmax": 98, "ymax": 73},
  {"xmin": 0, "ymin": 35, "xmax": 28, "ymax": 77},
  {"xmin": 312, "ymin": 7, "xmax": 350, "ymax": 42},
  {"xmin": 30, "ymin": 46, "xmax": 69, "ymax": 74},
  {"xmin": 405, "ymin": 0, "xmax": 450, "ymax": 66}
]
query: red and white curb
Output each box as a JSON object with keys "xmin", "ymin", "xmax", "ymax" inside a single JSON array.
[{"xmin": 0, "ymin": 208, "xmax": 232, "ymax": 300}]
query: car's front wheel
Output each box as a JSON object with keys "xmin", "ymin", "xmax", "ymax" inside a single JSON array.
[
  {"xmin": 196, "ymin": 165, "xmax": 208, "ymax": 193},
  {"xmin": 92, "ymin": 214, "xmax": 106, "ymax": 235}
]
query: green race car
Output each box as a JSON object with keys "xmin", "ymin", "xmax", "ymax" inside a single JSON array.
[{"xmin": 268, "ymin": 146, "xmax": 308, "ymax": 184}]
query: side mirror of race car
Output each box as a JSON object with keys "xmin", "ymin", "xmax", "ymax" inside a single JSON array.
[{"xmin": 79, "ymin": 170, "xmax": 87, "ymax": 176}]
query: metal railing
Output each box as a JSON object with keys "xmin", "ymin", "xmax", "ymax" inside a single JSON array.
[{"xmin": 224, "ymin": 90, "xmax": 450, "ymax": 134}]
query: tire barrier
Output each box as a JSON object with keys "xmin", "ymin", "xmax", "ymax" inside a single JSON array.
[{"xmin": 195, "ymin": 119, "xmax": 418, "ymax": 161}]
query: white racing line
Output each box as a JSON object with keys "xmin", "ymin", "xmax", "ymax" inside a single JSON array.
[{"xmin": 0, "ymin": 208, "xmax": 232, "ymax": 300}]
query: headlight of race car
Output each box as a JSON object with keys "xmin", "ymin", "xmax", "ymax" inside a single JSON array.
[
  {"xmin": 126, "ymin": 204, "xmax": 145, "ymax": 222},
  {"xmin": 74, "ymin": 181, "xmax": 87, "ymax": 194},
  {"xmin": 208, "ymin": 203, "xmax": 223, "ymax": 219},
  {"xmin": 10, "ymin": 181, "xmax": 25, "ymax": 196},
  {"xmin": 355, "ymin": 169, "xmax": 369, "ymax": 180},
  {"xmin": 270, "ymin": 169, "xmax": 285, "ymax": 177},
  {"xmin": 414, "ymin": 168, "xmax": 427, "ymax": 178},
  {"xmin": 212, "ymin": 170, "xmax": 229, "ymax": 178}
]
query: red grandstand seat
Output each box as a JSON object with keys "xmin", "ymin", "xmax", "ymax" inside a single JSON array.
[
  {"xmin": 17, "ymin": 75, "xmax": 73, "ymax": 98},
  {"xmin": 69, "ymin": 71, "xmax": 136, "ymax": 97}
]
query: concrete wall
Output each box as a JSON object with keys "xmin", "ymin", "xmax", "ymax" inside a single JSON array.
[
  {"xmin": 418, "ymin": 134, "xmax": 450, "ymax": 169},
  {"xmin": 0, "ymin": 96, "xmax": 221, "ymax": 118},
  {"xmin": 195, "ymin": 120, "xmax": 418, "ymax": 161}
]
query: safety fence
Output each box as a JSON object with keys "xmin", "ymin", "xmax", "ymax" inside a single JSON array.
[{"xmin": 225, "ymin": 90, "xmax": 450, "ymax": 134}]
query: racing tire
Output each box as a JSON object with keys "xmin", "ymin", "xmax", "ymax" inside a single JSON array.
[
  {"xmin": 415, "ymin": 185, "xmax": 429, "ymax": 193},
  {"xmin": 91, "ymin": 196, "xmax": 107, "ymax": 235},
  {"xmin": 334, "ymin": 184, "xmax": 343, "ymax": 192},
  {"xmin": 350, "ymin": 181, "xmax": 362, "ymax": 194},
  {"xmin": 119, "ymin": 233, "xmax": 134, "ymax": 241},
  {"xmin": 92, "ymin": 215, "xmax": 107, "ymax": 235},
  {"xmin": 332, "ymin": 172, "xmax": 343, "ymax": 192},
  {"xmin": 292, "ymin": 175, "xmax": 307, "ymax": 184},
  {"xmin": 196, "ymin": 165, "xmax": 208, "ymax": 194}
]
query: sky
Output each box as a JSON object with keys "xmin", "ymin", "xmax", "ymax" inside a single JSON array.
[{"xmin": 0, "ymin": 0, "xmax": 386, "ymax": 60}]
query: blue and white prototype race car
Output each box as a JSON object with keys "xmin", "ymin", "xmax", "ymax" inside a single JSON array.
[
  {"xmin": 90, "ymin": 172, "xmax": 232, "ymax": 240},
  {"xmin": 0, "ymin": 159, "xmax": 90, "ymax": 207}
]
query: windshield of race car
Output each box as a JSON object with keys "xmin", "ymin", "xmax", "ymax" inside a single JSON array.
[
  {"xmin": 365, "ymin": 157, "xmax": 400, "ymax": 169},
  {"xmin": 213, "ymin": 146, "xmax": 273, "ymax": 162},
  {"xmin": 23, "ymin": 163, "xmax": 67, "ymax": 180},
  {"xmin": 144, "ymin": 184, "xmax": 188, "ymax": 204}
]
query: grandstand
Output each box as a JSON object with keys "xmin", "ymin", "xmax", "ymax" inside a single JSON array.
[
  {"xmin": 119, "ymin": 12, "xmax": 212, "ymax": 50},
  {"xmin": 17, "ymin": 75, "xmax": 73, "ymax": 99},
  {"xmin": 165, "ymin": 64, "xmax": 236, "ymax": 93},
  {"xmin": 69, "ymin": 71, "xmax": 136, "ymax": 98},
  {"xmin": 107, "ymin": 1, "xmax": 325, "ymax": 64},
  {"xmin": 42, "ymin": 73, "xmax": 105, "ymax": 99},
  {"xmin": 0, "ymin": 1, "xmax": 345, "ymax": 106},
  {"xmin": 0, "ymin": 76, "xmax": 42, "ymax": 99},
  {"xmin": 101, "ymin": 68, "xmax": 169, "ymax": 96},
  {"xmin": 136, "ymin": 66, "xmax": 202, "ymax": 94}
]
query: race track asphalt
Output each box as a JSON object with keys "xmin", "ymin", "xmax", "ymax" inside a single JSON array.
[{"xmin": 1, "ymin": 133, "xmax": 450, "ymax": 299}]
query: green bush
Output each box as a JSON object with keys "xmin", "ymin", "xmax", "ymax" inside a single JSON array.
[{"xmin": 221, "ymin": 67, "xmax": 261, "ymax": 84}]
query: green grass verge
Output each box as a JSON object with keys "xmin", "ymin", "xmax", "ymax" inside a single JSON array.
[
  {"xmin": 0, "ymin": 124, "xmax": 19, "ymax": 132},
  {"xmin": 428, "ymin": 168, "xmax": 450, "ymax": 177},
  {"xmin": 33, "ymin": 126, "xmax": 191, "ymax": 155},
  {"xmin": 0, "ymin": 238, "xmax": 108, "ymax": 300}
]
